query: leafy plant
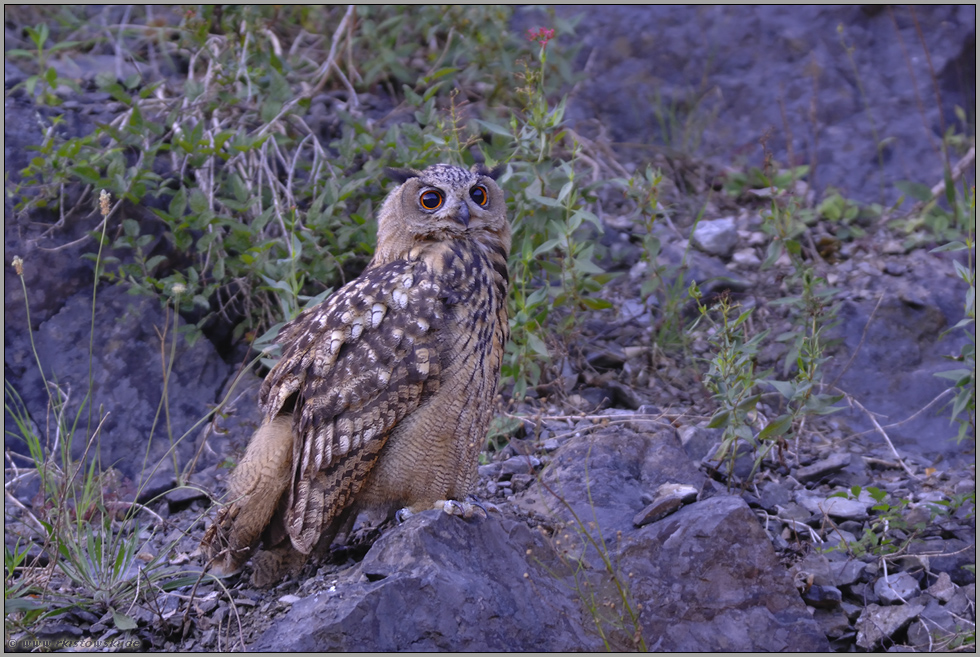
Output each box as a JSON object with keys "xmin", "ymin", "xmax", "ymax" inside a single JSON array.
[
  {"xmin": 932, "ymin": 186, "xmax": 976, "ymax": 446},
  {"xmin": 693, "ymin": 290, "xmax": 771, "ymax": 484}
]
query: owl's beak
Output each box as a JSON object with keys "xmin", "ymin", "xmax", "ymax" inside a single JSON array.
[{"xmin": 454, "ymin": 201, "xmax": 471, "ymax": 227}]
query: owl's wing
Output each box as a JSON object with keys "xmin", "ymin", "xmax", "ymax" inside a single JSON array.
[{"xmin": 258, "ymin": 260, "xmax": 443, "ymax": 553}]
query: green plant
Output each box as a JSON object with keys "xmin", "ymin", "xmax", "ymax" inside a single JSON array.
[
  {"xmin": 932, "ymin": 186, "xmax": 976, "ymax": 445},
  {"xmin": 4, "ymin": 196, "xmax": 224, "ymax": 639},
  {"xmin": 622, "ymin": 165, "xmax": 700, "ymax": 354},
  {"xmin": 472, "ymin": 23, "xmax": 614, "ymax": 400},
  {"xmin": 828, "ymin": 486, "xmax": 924, "ymax": 559},
  {"xmin": 6, "ymin": 22, "xmax": 81, "ymax": 106},
  {"xmin": 693, "ymin": 290, "xmax": 771, "ymax": 484}
]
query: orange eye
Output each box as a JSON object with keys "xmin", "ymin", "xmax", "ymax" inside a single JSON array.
[
  {"xmin": 419, "ymin": 190, "xmax": 443, "ymax": 210},
  {"xmin": 470, "ymin": 185, "xmax": 489, "ymax": 207}
]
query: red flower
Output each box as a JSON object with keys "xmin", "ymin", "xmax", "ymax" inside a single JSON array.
[{"xmin": 526, "ymin": 27, "xmax": 556, "ymax": 48}]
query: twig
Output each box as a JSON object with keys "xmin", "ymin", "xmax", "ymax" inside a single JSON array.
[
  {"xmin": 835, "ymin": 388, "xmax": 920, "ymax": 480},
  {"xmin": 828, "ymin": 292, "xmax": 883, "ymax": 389}
]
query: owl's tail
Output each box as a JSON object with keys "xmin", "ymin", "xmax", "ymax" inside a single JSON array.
[{"xmin": 201, "ymin": 414, "xmax": 294, "ymax": 577}]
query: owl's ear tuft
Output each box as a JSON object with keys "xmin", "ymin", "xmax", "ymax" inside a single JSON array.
[
  {"xmin": 385, "ymin": 167, "xmax": 421, "ymax": 184},
  {"xmin": 471, "ymin": 163, "xmax": 505, "ymax": 181}
]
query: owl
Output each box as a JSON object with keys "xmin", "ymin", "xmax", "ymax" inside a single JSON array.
[{"xmin": 202, "ymin": 163, "xmax": 511, "ymax": 586}]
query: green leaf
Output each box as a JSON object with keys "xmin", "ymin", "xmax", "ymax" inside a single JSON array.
[
  {"xmin": 894, "ymin": 180, "xmax": 933, "ymax": 203},
  {"xmin": 474, "ymin": 119, "xmax": 512, "ymax": 138},
  {"xmin": 112, "ymin": 609, "xmax": 138, "ymax": 631},
  {"xmin": 526, "ymin": 333, "xmax": 550, "ymax": 357},
  {"xmin": 757, "ymin": 414, "xmax": 793, "ymax": 442}
]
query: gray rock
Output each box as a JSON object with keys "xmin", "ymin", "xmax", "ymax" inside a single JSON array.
[
  {"xmin": 632, "ymin": 483, "xmax": 698, "ymax": 526},
  {"xmin": 926, "ymin": 571, "xmax": 956, "ymax": 603},
  {"xmin": 731, "ymin": 247, "xmax": 761, "ymax": 268},
  {"xmin": 793, "ymin": 452, "xmax": 852, "ymax": 483},
  {"xmin": 856, "ymin": 602, "xmax": 926, "ymax": 650},
  {"xmin": 827, "ymin": 559, "xmax": 868, "ymax": 588},
  {"xmin": 677, "ymin": 425, "xmax": 722, "ymax": 461},
  {"xmin": 795, "ymin": 490, "xmax": 869, "ymax": 520},
  {"xmin": 7, "ymin": 285, "xmax": 230, "ymax": 493},
  {"xmin": 813, "ymin": 608, "xmax": 852, "ymax": 639},
  {"xmin": 874, "ymin": 572, "xmax": 920, "ymax": 604},
  {"xmin": 252, "ymin": 511, "xmax": 598, "ymax": 651},
  {"xmin": 802, "ymin": 585, "xmax": 843, "ymax": 609},
  {"xmin": 523, "ymin": 426, "xmax": 828, "ymax": 651},
  {"xmin": 692, "ymin": 217, "xmax": 738, "ymax": 258},
  {"xmin": 757, "ymin": 480, "xmax": 791, "ymax": 510},
  {"xmin": 907, "ymin": 538, "xmax": 976, "ymax": 585}
]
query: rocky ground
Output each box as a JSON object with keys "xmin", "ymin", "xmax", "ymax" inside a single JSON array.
[
  {"xmin": 5, "ymin": 197, "xmax": 974, "ymax": 651},
  {"xmin": 4, "ymin": 5, "xmax": 975, "ymax": 653}
]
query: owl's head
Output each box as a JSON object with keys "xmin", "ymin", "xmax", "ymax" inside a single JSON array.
[{"xmin": 372, "ymin": 163, "xmax": 511, "ymax": 264}]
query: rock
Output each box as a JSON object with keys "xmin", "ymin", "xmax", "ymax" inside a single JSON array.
[
  {"xmin": 802, "ymin": 585, "xmax": 843, "ymax": 609},
  {"xmin": 827, "ymin": 559, "xmax": 868, "ymax": 588},
  {"xmin": 856, "ymin": 602, "xmax": 926, "ymax": 650},
  {"xmin": 813, "ymin": 608, "xmax": 852, "ymax": 639},
  {"xmin": 731, "ymin": 247, "xmax": 761, "ymax": 268},
  {"xmin": 677, "ymin": 425, "xmax": 722, "ymax": 461},
  {"xmin": 926, "ymin": 571, "xmax": 956, "ymax": 603},
  {"xmin": 7, "ymin": 285, "xmax": 230, "ymax": 491},
  {"xmin": 906, "ymin": 593, "xmax": 974, "ymax": 651},
  {"xmin": 792, "ymin": 452, "xmax": 852, "ymax": 483},
  {"xmin": 253, "ymin": 511, "xmax": 598, "ymax": 651},
  {"xmin": 522, "ymin": 426, "xmax": 828, "ymax": 651},
  {"xmin": 617, "ymin": 496, "xmax": 828, "ymax": 651},
  {"xmin": 558, "ymin": 6, "xmax": 974, "ymax": 206},
  {"xmin": 906, "ymin": 538, "xmax": 976, "ymax": 585},
  {"xmin": 794, "ymin": 490, "xmax": 870, "ymax": 520},
  {"xmin": 757, "ymin": 480, "xmax": 792, "ymax": 511},
  {"xmin": 692, "ymin": 217, "xmax": 738, "ymax": 257},
  {"xmin": 633, "ymin": 483, "xmax": 698, "ymax": 526},
  {"xmin": 874, "ymin": 572, "xmax": 920, "ymax": 604}
]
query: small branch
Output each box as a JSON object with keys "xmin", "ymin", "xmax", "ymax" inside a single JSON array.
[{"xmin": 835, "ymin": 388, "xmax": 920, "ymax": 480}]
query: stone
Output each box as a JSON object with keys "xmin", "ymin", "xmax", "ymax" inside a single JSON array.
[
  {"xmin": 252, "ymin": 511, "xmax": 598, "ymax": 652},
  {"xmin": 794, "ymin": 490, "xmax": 869, "ymax": 520},
  {"xmin": 802, "ymin": 585, "xmax": 843, "ymax": 609},
  {"xmin": 874, "ymin": 572, "xmax": 920, "ymax": 604},
  {"xmin": 793, "ymin": 452, "xmax": 852, "ymax": 483},
  {"xmin": 926, "ymin": 571, "xmax": 956, "ymax": 603},
  {"xmin": 692, "ymin": 217, "xmax": 738, "ymax": 258},
  {"xmin": 827, "ymin": 559, "xmax": 868, "ymax": 588},
  {"xmin": 632, "ymin": 483, "xmax": 698, "ymax": 527},
  {"xmin": 7, "ymin": 285, "xmax": 230, "ymax": 491},
  {"xmin": 677, "ymin": 425, "xmax": 722, "ymax": 461},
  {"xmin": 856, "ymin": 602, "xmax": 926, "ymax": 650},
  {"xmin": 812, "ymin": 608, "xmax": 852, "ymax": 638},
  {"xmin": 731, "ymin": 247, "xmax": 761, "ymax": 268},
  {"xmin": 525, "ymin": 426, "xmax": 827, "ymax": 652}
]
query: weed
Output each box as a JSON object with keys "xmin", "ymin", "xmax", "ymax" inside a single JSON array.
[
  {"xmin": 932, "ymin": 185, "xmax": 976, "ymax": 446},
  {"xmin": 693, "ymin": 290, "xmax": 771, "ymax": 484}
]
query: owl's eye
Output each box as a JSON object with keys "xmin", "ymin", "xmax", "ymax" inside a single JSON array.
[
  {"xmin": 419, "ymin": 190, "xmax": 443, "ymax": 210},
  {"xmin": 470, "ymin": 185, "xmax": 489, "ymax": 207}
]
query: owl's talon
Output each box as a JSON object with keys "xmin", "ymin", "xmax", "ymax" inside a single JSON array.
[
  {"xmin": 395, "ymin": 507, "xmax": 415, "ymax": 523},
  {"xmin": 435, "ymin": 499, "xmax": 487, "ymax": 519}
]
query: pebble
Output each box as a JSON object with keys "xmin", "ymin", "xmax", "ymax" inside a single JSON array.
[
  {"xmin": 632, "ymin": 483, "xmax": 698, "ymax": 527},
  {"xmin": 874, "ymin": 572, "xmax": 920, "ymax": 604},
  {"xmin": 692, "ymin": 217, "xmax": 738, "ymax": 257},
  {"xmin": 925, "ymin": 572, "xmax": 956, "ymax": 603},
  {"xmin": 856, "ymin": 602, "xmax": 926, "ymax": 649},
  {"xmin": 278, "ymin": 594, "xmax": 302, "ymax": 605},
  {"xmin": 793, "ymin": 452, "xmax": 852, "ymax": 483},
  {"xmin": 802, "ymin": 584, "xmax": 843, "ymax": 609},
  {"xmin": 794, "ymin": 491, "xmax": 869, "ymax": 520},
  {"xmin": 730, "ymin": 247, "xmax": 761, "ymax": 268}
]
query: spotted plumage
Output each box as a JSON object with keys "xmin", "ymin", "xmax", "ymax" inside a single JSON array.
[{"xmin": 202, "ymin": 163, "xmax": 510, "ymax": 586}]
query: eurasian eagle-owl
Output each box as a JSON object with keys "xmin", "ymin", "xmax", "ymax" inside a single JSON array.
[{"xmin": 201, "ymin": 163, "xmax": 510, "ymax": 586}]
